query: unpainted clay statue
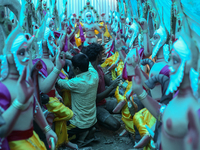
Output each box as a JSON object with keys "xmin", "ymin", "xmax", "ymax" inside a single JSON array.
[
  {"xmin": 83, "ymin": 11, "xmax": 105, "ymax": 46},
  {"xmin": 0, "ymin": 0, "xmax": 21, "ymax": 55},
  {"xmin": 34, "ymin": 17, "xmax": 78, "ymax": 149},
  {"xmin": 55, "ymin": 14, "xmax": 80, "ymax": 54},
  {"xmin": 51, "ymin": 0, "xmax": 59, "ymax": 31},
  {"xmin": 0, "ymin": 21, "xmax": 57, "ymax": 149},
  {"xmin": 138, "ymin": 13, "xmax": 170, "ymax": 102},
  {"xmin": 131, "ymin": 19, "xmax": 200, "ymax": 150},
  {"xmin": 35, "ymin": 0, "xmax": 45, "ymax": 26}
]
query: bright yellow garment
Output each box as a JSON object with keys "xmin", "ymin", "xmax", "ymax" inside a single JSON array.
[
  {"xmin": 133, "ymin": 108, "xmax": 156, "ymax": 137},
  {"xmin": 116, "ymin": 61, "xmax": 124, "ymax": 76},
  {"xmin": 104, "ymin": 25, "xmax": 111, "ymax": 38},
  {"xmin": 133, "ymin": 108, "xmax": 156, "ymax": 150},
  {"xmin": 74, "ymin": 23, "xmax": 83, "ymax": 47},
  {"xmin": 9, "ymin": 131, "xmax": 46, "ymax": 150},
  {"xmin": 75, "ymin": 37, "xmax": 82, "ymax": 47},
  {"xmin": 46, "ymin": 97, "xmax": 74, "ymax": 148},
  {"xmin": 115, "ymin": 81, "xmax": 135, "ymax": 134},
  {"xmin": 101, "ymin": 52, "xmax": 119, "ymax": 68},
  {"xmin": 61, "ymin": 70, "xmax": 72, "ymax": 107}
]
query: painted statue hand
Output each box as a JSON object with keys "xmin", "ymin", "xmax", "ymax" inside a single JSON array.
[
  {"xmin": 131, "ymin": 66, "xmax": 143, "ymax": 95},
  {"xmin": 108, "ymin": 64, "xmax": 116, "ymax": 71},
  {"xmin": 184, "ymin": 109, "xmax": 200, "ymax": 150},
  {"xmin": 115, "ymin": 31, "xmax": 124, "ymax": 50},
  {"xmin": 17, "ymin": 67, "xmax": 34, "ymax": 104},
  {"xmin": 55, "ymin": 49, "xmax": 66, "ymax": 70},
  {"xmin": 45, "ymin": 129, "xmax": 58, "ymax": 150},
  {"xmin": 138, "ymin": 18, "xmax": 148, "ymax": 30},
  {"xmin": 126, "ymin": 89, "xmax": 134, "ymax": 101}
]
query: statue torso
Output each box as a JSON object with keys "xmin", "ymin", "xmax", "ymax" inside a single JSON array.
[
  {"xmin": 2, "ymin": 80, "xmax": 34, "ymax": 131},
  {"xmin": 162, "ymin": 96, "xmax": 200, "ymax": 150}
]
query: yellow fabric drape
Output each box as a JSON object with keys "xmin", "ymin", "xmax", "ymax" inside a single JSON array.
[
  {"xmin": 133, "ymin": 108, "xmax": 156, "ymax": 137},
  {"xmin": 45, "ymin": 97, "xmax": 73, "ymax": 148},
  {"xmin": 104, "ymin": 25, "xmax": 111, "ymax": 38},
  {"xmin": 133, "ymin": 108, "xmax": 156, "ymax": 150},
  {"xmin": 115, "ymin": 81, "xmax": 135, "ymax": 134},
  {"xmin": 60, "ymin": 70, "xmax": 72, "ymax": 108},
  {"xmin": 101, "ymin": 52, "xmax": 119, "ymax": 68},
  {"xmin": 116, "ymin": 61, "xmax": 124, "ymax": 76},
  {"xmin": 74, "ymin": 23, "xmax": 83, "ymax": 47},
  {"xmin": 9, "ymin": 131, "xmax": 46, "ymax": 150}
]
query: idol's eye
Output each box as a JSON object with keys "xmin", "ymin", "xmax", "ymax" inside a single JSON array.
[
  {"xmin": 172, "ymin": 55, "xmax": 180, "ymax": 64},
  {"xmin": 153, "ymin": 35, "xmax": 158, "ymax": 39},
  {"xmin": 17, "ymin": 49, "xmax": 25, "ymax": 56}
]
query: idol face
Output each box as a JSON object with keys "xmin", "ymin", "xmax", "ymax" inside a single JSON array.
[
  {"xmin": 127, "ymin": 28, "xmax": 134, "ymax": 39},
  {"xmin": 71, "ymin": 17, "xmax": 75, "ymax": 25},
  {"xmin": 168, "ymin": 50, "xmax": 181, "ymax": 75},
  {"xmin": 86, "ymin": 14, "xmax": 91, "ymax": 21},
  {"xmin": 49, "ymin": 20, "xmax": 55, "ymax": 31},
  {"xmin": 16, "ymin": 42, "xmax": 29, "ymax": 66},
  {"xmin": 86, "ymin": 13, "xmax": 93, "ymax": 24},
  {"xmin": 61, "ymin": 16, "xmax": 68, "ymax": 28},
  {"xmin": 150, "ymin": 33, "xmax": 160, "ymax": 49}
]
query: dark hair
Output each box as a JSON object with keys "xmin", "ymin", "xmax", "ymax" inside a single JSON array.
[
  {"xmin": 71, "ymin": 54, "xmax": 89, "ymax": 72},
  {"xmin": 81, "ymin": 46, "xmax": 87, "ymax": 54},
  {"xmin": 83, "ymin": 43, "xmax": 104, "ymax": 62}
]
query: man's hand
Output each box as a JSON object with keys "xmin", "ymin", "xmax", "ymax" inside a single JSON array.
[{"xmin": 110, "ymin": 76, "xmax": 121, "ymax": 89}]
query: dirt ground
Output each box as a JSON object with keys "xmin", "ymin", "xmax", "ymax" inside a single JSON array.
[{"xmin": 65, "ymin": 114, "xmax": 141, "ymax": 150}]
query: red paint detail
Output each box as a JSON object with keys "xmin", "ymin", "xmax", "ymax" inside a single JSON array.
[
  {"xmin": 73, "ymin": 13, "xmax": 76, "ymax": 17},
  {"xmin": 166, "ymin": 119, "xmax": 172, "ymax": 129}
]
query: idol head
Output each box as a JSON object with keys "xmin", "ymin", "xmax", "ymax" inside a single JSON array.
[
  {"xmin": 42, "ymin": 0, "xmax": 47, "ymax": 9},
  {"xmin": 150, "ymin": 8, "xmax": 169, "ymax": 62},
  {"xmin": 46, "ymin": 18, "xmax": 55, "ymax": 31},
  {"xmin": 60, "ymin": 14, "xmax": 68, "ymax": 30},
  {"xmin": 126, "ymin": 21, "xmax": 139, "ymax": 48},
  {"xmin": 1, "ymin": 25, "xmax": 30, "ymax": 80},
  {"xmin": 166, "ymin": 35, "xmax": 199, "ymax": 97},
  {"xmin": 69, "ymin": 14, "xmax": 76, "ymax": 28},
  {"xmin": 123, "ymin": 49, "xmax": 140, "ymax": 81},
  {"xmin": 108, "ymin": 10, "xmax": 113, "ymax": 24},
  {"xmin": 85, "ymin": 11, "xmax": 94, "ymax": 24}
]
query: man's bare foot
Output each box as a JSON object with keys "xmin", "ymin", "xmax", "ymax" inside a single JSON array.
[
  {"xmin": 113, "ymin": 100, "xmax": 126, "ymax": 113},
  {"xmin": 134, "ymin": 134, "xmax": 151, "ymax": 148},
  {"xmin": 66, "ymin": 141, "xmax": 78, "ymax": 150}
]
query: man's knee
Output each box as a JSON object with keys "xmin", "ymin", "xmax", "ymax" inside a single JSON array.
[{"xmin": 105, "ymin": 116, "xmax": 121, "ymax": 131}]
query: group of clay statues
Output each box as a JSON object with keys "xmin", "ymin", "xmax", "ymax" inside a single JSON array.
[{"xmin": 0, "ymin": 0, "xmax": 200, "ymax": 150}]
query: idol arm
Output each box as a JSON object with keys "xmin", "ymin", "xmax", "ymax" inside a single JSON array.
[
  {"xmin": 135, "ymin": 91, "xmax": 162, "ymax": 121},
  {"xmin": 0, "ymin": 103, "xmax": 25, "ymax": 137},
  {"xmin": 95, "ymin": 24, "xmax": 105, "ymax": 44},
  {"xmin": 38, "ymin": 72, "xmax": 59, "ymax": 94},
  {"xmin": 34, "ymin": 100, "xmax": 51, "ymax": 130}
]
